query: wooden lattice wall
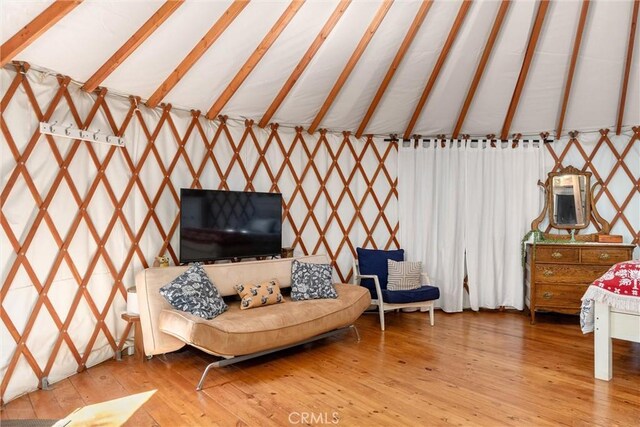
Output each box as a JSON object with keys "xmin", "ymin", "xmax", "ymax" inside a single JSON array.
[
  {"xmin": 0, "ymin": 65, "xmax": 398, "ymax": 402},
  {"xmin": 544, "ymin": 129, "xmax": 639, "ymax": 244},
  {"xmin": 1, "ymin": 64, "xmax": 638, "ymax": 404}
]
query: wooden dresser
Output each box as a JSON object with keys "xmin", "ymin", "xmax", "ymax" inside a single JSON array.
[{"xmin": 525, "ymin": 242, "xmax": 634, "ymax": 323}]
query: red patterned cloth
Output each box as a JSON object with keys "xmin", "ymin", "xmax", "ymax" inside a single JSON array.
[
  {"xmin": 592, "ymin": 260, "xmax": 640, "ymax": 298},
  {"xmin": 580, "ymin": 260, "xmax": 640, "ymax": 333}
]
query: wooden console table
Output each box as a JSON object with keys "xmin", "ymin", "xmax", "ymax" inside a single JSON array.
[{"xmin": 116, "ymin": 313, "xmax": 145, "ymax": 362}]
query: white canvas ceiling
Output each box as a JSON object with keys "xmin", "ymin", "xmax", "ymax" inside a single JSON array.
[{"xmin": 1, "ymin": 0, "xmax": 639, "ymax": 137}]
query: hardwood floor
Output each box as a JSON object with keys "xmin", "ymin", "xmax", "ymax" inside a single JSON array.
[{"xmin": 2, "ymin": 311, "xmax": 639, "ymax": 426}]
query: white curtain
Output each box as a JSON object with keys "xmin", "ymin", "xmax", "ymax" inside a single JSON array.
[
  {"xmin": 465, "ymin": 142, "xmax": 546, "ymax": 310},
  {"xmin": 399, "ymin": 140, "xmax": 546, "ymax": 312},
  {"xmin": 399, "ymin": 141, "xmax": 466, "ymax": 313}
]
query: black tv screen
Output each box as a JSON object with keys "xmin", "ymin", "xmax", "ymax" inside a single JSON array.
[{"xmin": 179, "ymin": 189, "xmax": 282, "ymax": 263}]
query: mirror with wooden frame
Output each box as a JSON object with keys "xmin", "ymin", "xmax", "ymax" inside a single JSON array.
[
  {"xmin": 531, "ymin": 165, "xmax": 610, "ymax": 241},
  {"xmin": 550, "ymin": 170, "xmax": 589, "ymax": 229}
]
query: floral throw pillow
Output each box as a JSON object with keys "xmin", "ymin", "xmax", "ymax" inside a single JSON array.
[
  {"xmin": 159, "ymin": 263, "xmax": 227, "ymax": 319},
  {"xmin": 235, "ymin": 279, "xmax": 285, "ymax": 310},
  {"xmin": 290, "ymin": 260, "xmax": 338, "ymax": 301}
]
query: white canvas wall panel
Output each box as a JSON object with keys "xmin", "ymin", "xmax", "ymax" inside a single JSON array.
[
  {"xmin": 626, "ymin": 27, "xmax": 640, "ymax": 126},
  {"xmin": 564, "ymin": 0, "xmax": 631, "ymax": 131},
  {"xmin": 274, "ymin": 1, "xmax": 382, "ymax": 126},
  {"xmin": 411, "ymin": 0, "xmax": 500, "ymax": 136},
  {"xmin": 510, "ymin": 0, "xmax": 578, "ymax": 134},
  {"xmin": 324, "ymin": 0, "xmax": 429, "ymax": 133},
  {"xmin": 102, "ymin": 1, "xmax": 235, "ymax": 103},
  {"xmin": 11, "ymin": 1, "xmax": 158, "ymax": 83},
  {"xmin": 462, "ymin": 0, "xmax": 537, "ymax": 135},
  {"xmin": 0, "ymin": 0, "xmax": 54, "ymax": 44},
  {"xmin": 363, "ymin": 0, "xmax": 460, "ymax": 136},
  {"xmin": 223, "ymin": 1, "xmax": 338, "ymax": 120},
  {"xmin": 166, "ymin": 2, "xmax": 289, "ymax": 112}
]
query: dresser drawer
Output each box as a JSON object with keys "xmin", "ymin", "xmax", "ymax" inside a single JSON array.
[
  {"xmin": 534, "ymin": 264, "xmax": 610, "ymax": 283},
  {"xmin": 535, "ymin": 284, "xmax": 588, "ymax": 308},
  {"xmin": 581, "ymin": 248, "xmax": 630, "ymax": 265},
  {"xmin": 535, "ymin": 247, "xmax": 579, "ymax": 263}
]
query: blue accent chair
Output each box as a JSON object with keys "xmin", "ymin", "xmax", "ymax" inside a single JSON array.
[{"xmin": 354, "ymin": 248, "xmax": 440, "ymax": 331}]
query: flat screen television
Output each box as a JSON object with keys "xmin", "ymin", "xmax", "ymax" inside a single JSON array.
[{"xmin": 179, "ymin": 189, "xmax": 282, "ymax": 263}]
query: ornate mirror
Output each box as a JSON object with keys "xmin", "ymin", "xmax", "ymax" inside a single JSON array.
[
  {"xmin": 531, "ymin": 165, "xmax": 610, "ymax": 241},
  {"xmin": 549, "ymin": 169, "xmax": 590, "ymax": 229}
]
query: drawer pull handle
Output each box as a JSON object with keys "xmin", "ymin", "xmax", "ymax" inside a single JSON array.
[
  {"xmin": 599, "ymin": 253, "xmax": 610, "ymax": 260},
  {"xmin": 551, "ymin": 251, "xmax": 563, "ymax": 259},
  {"xmin": 543, "ymin": 292, "xmax": 553, "ymax": 300},
  {"xmin": 543, "ymin": 269, "xmax": 554, "ymax": 277}
]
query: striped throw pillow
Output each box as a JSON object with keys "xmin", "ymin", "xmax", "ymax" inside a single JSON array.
[{"xmin": 387, "ymin": 260, "xmax": 422, "ymax": 291}]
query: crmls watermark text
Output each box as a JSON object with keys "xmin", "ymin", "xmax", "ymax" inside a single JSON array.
[{"xmin": 288, "ymin": 411, "xmax": 339, "ymax": 424}]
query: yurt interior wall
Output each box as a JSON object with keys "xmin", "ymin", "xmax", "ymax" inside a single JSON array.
[{"xmin": 1, "ymin": 0, "xmax": 639, "ymax": 411}]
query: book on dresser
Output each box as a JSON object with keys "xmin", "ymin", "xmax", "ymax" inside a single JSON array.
[{"xmin": 524, "ymin": 242, "xmax": 635, "ymax": 324}]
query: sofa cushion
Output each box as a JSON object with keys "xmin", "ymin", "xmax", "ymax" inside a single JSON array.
[
  {"xmin": 235, "ymin": 279, "xmax": 284, "ymax": 309},
  {"xmin": 356, "ymin": 247, "xmax": 404, "ymax": 297},
  {"xmin": 290, "ymin": 260, "xmax": 338, "ymax": 300},
  {"xmin": 159, "ymin": 263, "xmax": 227, "ymax": 319},
  {"xmin": 387, "ymin": 260, "xmax": 422, "ymax": 291},
  {"xmin": 158, "ymin": 283, "xmax": 370, "ymax": 357},
  {"xmin": 381, "ymin": 285, "xmax": 440, "ymax": 304}
]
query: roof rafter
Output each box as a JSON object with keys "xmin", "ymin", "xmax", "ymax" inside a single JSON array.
[
  {"xmin": 307, "ymin": 0, "xmax": 393, "ymax": 135},
  {"xmin": 500, "ymin": 0, "xmax": 550, "ymax": 140},
  {"xmin": 259, "ymin": 0, "xmax": 352, "ymax": 129},
  {"xmin": 403, "ymin": 0, "xmax": 473, "ymax": 140},
  {"xmin": 355, "ymin": 0, "xmax": 434, "ymax": 139},
  {"xmin": 83, "ymin": 0, "xmax": 184, "ymax": 93},
  {"xmin": 0, "ymin": 0, "xmax": 82, "ymax": 67},
  {"xmin": 556, "ymin": 0, "xmax": 590, "ymax": 139},
  {"xmin": 452, "ymin": 1, "xmax": 510, "ymax": 139},
  {"xmin": 206, "ymin": 0, "xmax": 305, "ymax": 121},
  {"xmin": 145, "ymin": 0, "xmax": 248, "ymax": 109},
  {"xmin": 616, "ymin": 0, "xmax": 639, "ymax": 135}
]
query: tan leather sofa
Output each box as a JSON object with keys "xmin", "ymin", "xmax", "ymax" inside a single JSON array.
[{"xmin": 135, "ymin": 254, "xmax": 370, "ymax": 388}]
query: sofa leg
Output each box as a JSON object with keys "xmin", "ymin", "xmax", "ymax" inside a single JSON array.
[
  {"xmin": 196, "ymin": 362, "xmax": 218, "ymax": 391},
  {"xmin": 350, "ymin": 324, "xmax": 361, "ymax": 342}
]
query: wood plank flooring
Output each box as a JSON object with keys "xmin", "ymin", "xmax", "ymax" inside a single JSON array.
[{"xmin": 2, "ymin": 311, "xmax": 639, "ymax": 426}]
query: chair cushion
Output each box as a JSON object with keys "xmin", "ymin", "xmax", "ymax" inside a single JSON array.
[
  {"xmin": 357, "ymin": 248, "xmax": 404, "ymax": 298},
  {"xmin": 381, "ymin": 285, "xmax": 440, "ymax": 304}
]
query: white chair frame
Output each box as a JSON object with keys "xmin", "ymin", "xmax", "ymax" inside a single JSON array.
[{"xmin": 352, "ymin": 260, "xmax": 435, "ymax": 331}]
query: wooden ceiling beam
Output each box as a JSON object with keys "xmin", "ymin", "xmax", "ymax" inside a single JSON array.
[
  {"xmin": 259, "ymin": 0, "xmax": 352, "ymax": 129},
  {"xmin": 355, "ymin": 0, "xmax": 434, "ymax": 139},
  {"xmin": 307, "ymin": 0, "xmax": 393, "ymax": 135},
  {"xmin": 616, "ymin": 0, "xmax": 639, "ymax": 135},
  {"xmin": 206, "ymin": 0, "xmax": 305, "ymax": 120},
  {"xmin": 403, "ymin": 0, "xmax": 473, "ymax": 140},
  {"xmin": 83, "ymin": 1, "xmax": 184, "ymax": 93},
  {"xmin": 145, "ymin": 0, "xmax": 248, "ymax": 109},
  {"xmin": 452, "ymin": 1, "xmax": 510, "ymax": 139},
  {"xmin": 556, "ymin": 0, "xmax": 590, "ymax": 139},
  {"xmin": 0, "ymin": 0, "xmax": 82, "ymax": 67},
  {"xmin": 500, "ymin": 0, "xmax": 550, "ymax": 140}
]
